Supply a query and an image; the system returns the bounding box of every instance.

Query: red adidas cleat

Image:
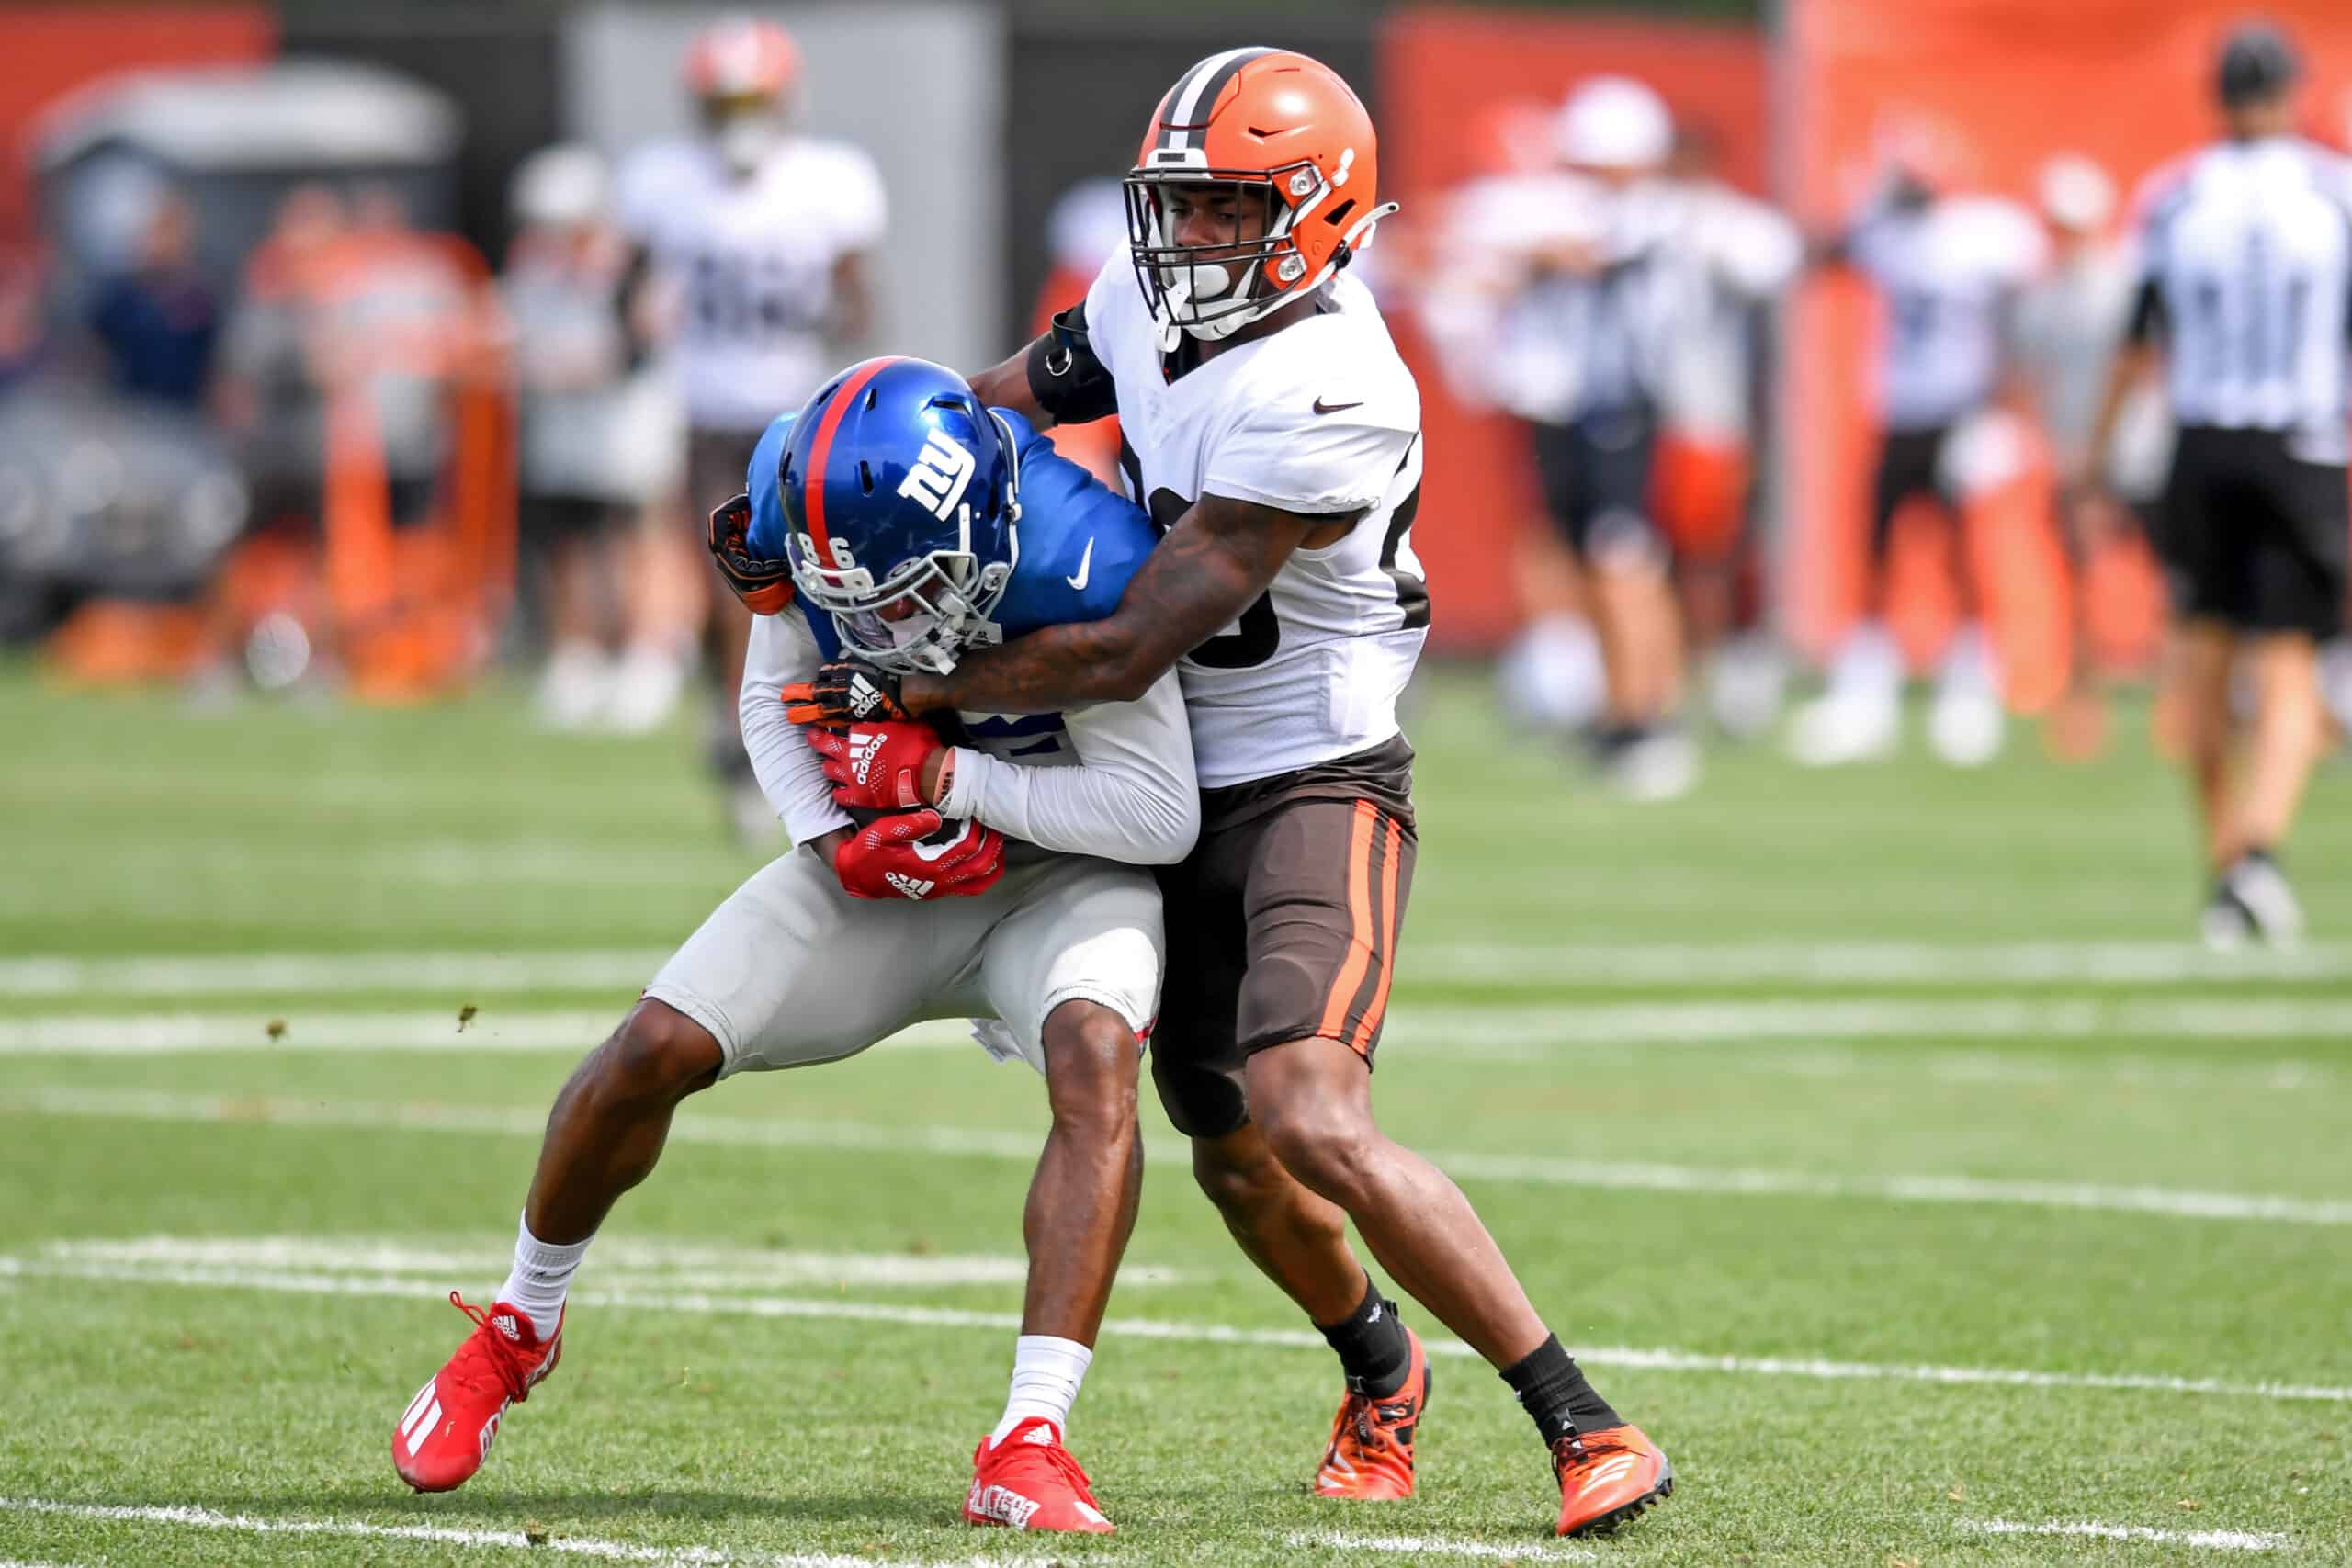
[1553,1423,1674,1537]
[962,1417,1114,1533]
[1312,1326,1429,1499]
[391,1293,562,1493]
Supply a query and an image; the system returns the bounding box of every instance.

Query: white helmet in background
[2037,153,2115,234]
[1556,76,1673,173]
[512,143,609,230]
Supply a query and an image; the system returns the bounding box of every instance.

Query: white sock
[1937,622,1999,699]
[497,1213,591,1341]
[1828,619,1902,705]
[989,1335,1093,1448]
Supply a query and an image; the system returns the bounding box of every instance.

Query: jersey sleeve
[826,145,888,252]
[2124,166,2191,344]
[991,413,1159,626]
[1203,345,1419,514]
[740,608,854,848]
[743,412,797,559]
[613,142,685,245]
[936,670,1199,864]
[1712,196,1803,299]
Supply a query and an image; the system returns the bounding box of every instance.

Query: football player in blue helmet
[394,355,1196,1535]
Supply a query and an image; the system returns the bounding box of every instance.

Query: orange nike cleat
[1312,1326,1430,1499]
[962,1417,1114,1533]
[391,1293,562,1493]
[1553,1423,1674,1537]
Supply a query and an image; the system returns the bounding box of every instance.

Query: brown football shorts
[1151,737,1418,1138]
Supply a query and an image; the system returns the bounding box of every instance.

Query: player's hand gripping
[782,659,915,727]
[831,810,1006,901]
[706,492,794,615]
[806,721,948,811]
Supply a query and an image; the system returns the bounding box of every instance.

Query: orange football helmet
[685,16,799,104]
[1125,48,1398,347]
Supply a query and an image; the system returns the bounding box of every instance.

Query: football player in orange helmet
[685,15,800,175]
[796,48,1675,1540]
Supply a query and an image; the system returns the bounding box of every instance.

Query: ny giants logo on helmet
[898,430,978,523]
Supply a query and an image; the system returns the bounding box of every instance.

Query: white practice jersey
[1849,196,2047,431]
[1082,255,1429,789]
[617,137,886,434]
[2132,137,2352,457]
[739,610,1199,865]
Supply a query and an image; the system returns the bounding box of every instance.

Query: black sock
[1500,1334,1622,1447]
[1316,1277,1411,1398]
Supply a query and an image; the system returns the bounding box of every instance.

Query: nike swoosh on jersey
[1065,537,1095,592]
[1312,398,1365,415]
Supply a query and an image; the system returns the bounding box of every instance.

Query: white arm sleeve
[937,671,1200,864]
[740,610,854,848]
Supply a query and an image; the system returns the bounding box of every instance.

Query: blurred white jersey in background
[1849,197,2045,432]
[616,136,886,434]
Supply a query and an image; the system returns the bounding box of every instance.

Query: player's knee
[1041,1000,1139,1136]
[1190,1129,1282,1215]
[1253,1088,1378,1208]
[600,1000,723,1102]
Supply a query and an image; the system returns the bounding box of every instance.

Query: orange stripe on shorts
[1317,800,1379,1042]
[1349,813,1403,1055]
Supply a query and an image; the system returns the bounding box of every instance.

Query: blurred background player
[501,144,677,731]
[2012,152,2171,761]
[1652,122,1801,742]
[1411,97,1609,739]
[615,16,887,836]
[2086,21,2351,947]
[1493,76,1698,799]
[1792,123,2046,768]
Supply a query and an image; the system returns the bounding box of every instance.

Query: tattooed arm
[900,494,1348,716]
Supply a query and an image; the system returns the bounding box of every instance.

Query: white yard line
[6,940,2351,998]
[1287,1529,1592,1560]
[10,1086,2349,1229]
[40,1235,1183,1288]
[8,1000,2352,1076]
[1964,1518,2292,1551]
[0,1496,1041,1568]
[5,1251,2347,1405]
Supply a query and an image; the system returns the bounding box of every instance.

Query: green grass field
[3,662,2348,1566]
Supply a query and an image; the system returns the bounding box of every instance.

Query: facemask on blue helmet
[776,357,1021,675]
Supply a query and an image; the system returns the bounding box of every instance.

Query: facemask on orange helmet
[1124,48,1398,352]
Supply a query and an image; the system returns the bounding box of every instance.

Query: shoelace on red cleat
[1552,1427,1638,1478]
[1001,1433,1098,1502]
[1328,1390,1413,1470]
[446,1292,535,1404]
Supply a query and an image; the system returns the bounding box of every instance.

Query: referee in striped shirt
[2088,20,2351,947]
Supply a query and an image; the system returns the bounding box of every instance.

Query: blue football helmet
[775,356,1022,674]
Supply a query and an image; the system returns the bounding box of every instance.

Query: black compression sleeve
[1024,302,1119,424]
[2127,276,2165,344]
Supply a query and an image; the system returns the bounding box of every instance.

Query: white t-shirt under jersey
[617,136,887,434]
[1082,256,1430,790]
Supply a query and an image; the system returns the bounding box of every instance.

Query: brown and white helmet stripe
[1145,45,1277,167]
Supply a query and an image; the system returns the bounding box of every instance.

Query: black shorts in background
[2158,426,2348,639]
[1529,407,1662,564]
[1150,738,1418,1140]
[1870,423,1962,558]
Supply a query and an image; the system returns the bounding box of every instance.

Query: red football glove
[806,721,945,811]
[832,810,1005,901]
